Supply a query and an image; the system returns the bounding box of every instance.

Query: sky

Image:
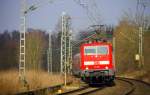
[0,0,149,32]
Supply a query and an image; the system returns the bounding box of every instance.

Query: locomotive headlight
[99,61,109,65]
[105,66,108,69]
[86,67,89,70]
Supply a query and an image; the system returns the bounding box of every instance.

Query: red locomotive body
[80,41,115,83]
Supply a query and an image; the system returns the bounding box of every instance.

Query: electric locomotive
[73,41,115,83]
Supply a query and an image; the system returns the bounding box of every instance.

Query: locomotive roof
[81,41,112,46]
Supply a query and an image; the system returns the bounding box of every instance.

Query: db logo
[95,61,99,65]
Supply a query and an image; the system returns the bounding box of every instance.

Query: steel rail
[116,77,135,95]
[57,85,104,95]
[116,77,150,95]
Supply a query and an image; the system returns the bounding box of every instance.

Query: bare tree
[26,29,47,71]
[115,17,139,74]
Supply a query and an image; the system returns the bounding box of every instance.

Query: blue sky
[0,0,149,32]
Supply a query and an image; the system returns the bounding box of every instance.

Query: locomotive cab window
[97,46,108,55]
[84,46,96,55]
[84,46,108,55]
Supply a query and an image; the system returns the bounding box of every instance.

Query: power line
[73,0,101,25]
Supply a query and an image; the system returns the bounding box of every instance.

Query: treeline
[0,29,64,72]
[115,19,139,73]
[115,16,150,74]
[0,30,19,70]
[0,29,49,71]
[51,31,61,72]
[25,29,48,71]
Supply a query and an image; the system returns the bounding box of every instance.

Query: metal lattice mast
[47,32,52,74]
[136,0,148,68]
[70,42,73,74]
[19,0,27,88]
[60,12,72,73]
[68,32,72,74]
[60,12,67,87]
[66,32,70,73]
[139,27,144,68]
[60,12,67,73]
[60,12,72,86]
[19,0,55,89]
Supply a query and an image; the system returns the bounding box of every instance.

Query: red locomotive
[73,41,115,83]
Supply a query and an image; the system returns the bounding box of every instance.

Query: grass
[0,70,72,94]
[0,70,20,94]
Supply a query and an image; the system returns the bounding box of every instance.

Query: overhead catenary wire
[73,0,95,24]
[73,0,101,25]
[25,0,56,14]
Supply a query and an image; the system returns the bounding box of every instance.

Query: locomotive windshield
[84,46,96,55]
[84,46,108,55]
[97,46,108,55]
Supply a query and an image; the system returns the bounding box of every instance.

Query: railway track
[15,77,150,95]
[116,77,150,95]
[57,85,104,95]
[116,77,136,95]
[58,77,150,95]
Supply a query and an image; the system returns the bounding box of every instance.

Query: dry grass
[26,71,63,90]
[0,70,20,94]
[0,70,71,94]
